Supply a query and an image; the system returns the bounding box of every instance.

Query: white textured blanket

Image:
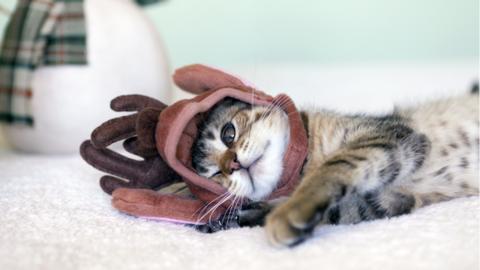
[0,153,478,270]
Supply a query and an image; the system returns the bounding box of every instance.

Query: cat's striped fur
[192,91,479,247]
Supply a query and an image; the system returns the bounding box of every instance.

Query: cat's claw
[265,201,321,247]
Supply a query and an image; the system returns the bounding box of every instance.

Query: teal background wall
[0,0,478,67]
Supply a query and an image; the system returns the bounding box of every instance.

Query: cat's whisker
[225,180,248,226]
[198,192,233,225]
[226,179,249,225]
[193,194,228,224]
[255,95,278,121]
[258,96,289,122]
[249,89,255,122]
[258,100,278,121]
[255,108,286,136]
[203,178,243,224]
[193,192,230,224]
[222,194,239,225]
[191,191,229,219]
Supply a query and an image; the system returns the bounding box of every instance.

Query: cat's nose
[221,151,241,175]
[229,157,241,172]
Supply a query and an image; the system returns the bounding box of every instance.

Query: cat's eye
[221,122,236,147]
[211,171,222,178]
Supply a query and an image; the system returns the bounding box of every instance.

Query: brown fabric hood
[156,65,308,206]
[80,64,308,225]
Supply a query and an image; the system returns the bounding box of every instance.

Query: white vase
[3,0,170,154]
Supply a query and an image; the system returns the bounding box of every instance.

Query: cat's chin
[235,142,287,201]
[235,162,283,201]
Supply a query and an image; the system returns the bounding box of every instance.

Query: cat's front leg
[265,128,430,247]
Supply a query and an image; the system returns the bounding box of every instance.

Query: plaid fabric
[0,0,161,125]
[136,0,163,5]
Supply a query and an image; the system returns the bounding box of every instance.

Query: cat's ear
[173,64,252,95]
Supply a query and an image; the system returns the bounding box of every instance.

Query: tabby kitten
[192,91,479,247]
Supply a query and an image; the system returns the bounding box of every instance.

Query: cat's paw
[265,201,322,247]
[237,201,272,227]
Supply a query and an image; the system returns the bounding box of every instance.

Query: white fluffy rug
[0,152,478,270]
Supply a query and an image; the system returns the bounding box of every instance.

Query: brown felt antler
[80,95,179,194]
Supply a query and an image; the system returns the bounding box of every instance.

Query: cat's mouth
[235,153,263,188]
[244,154,264,189]
[236,142,271,196]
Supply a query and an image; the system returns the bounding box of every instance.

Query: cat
[191,89,479,247]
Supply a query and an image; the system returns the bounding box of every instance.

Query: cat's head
[192,98,290,201]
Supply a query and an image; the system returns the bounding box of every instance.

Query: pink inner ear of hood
[156,87,308,202]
